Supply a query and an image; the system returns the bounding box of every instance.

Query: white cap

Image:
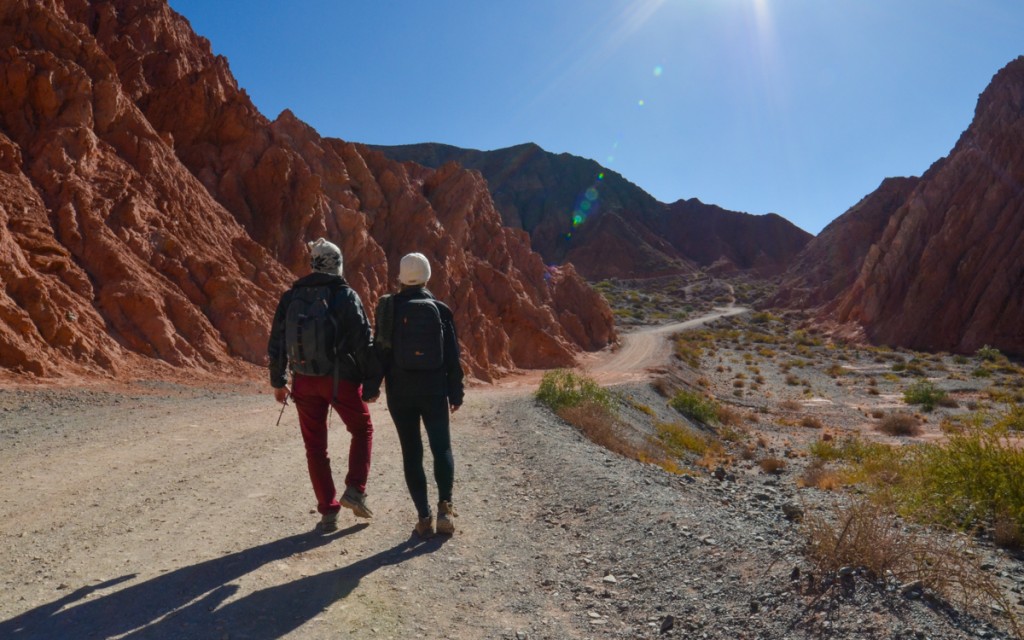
[398,252,431,286]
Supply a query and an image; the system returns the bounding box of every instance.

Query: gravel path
[1,314,1021,639]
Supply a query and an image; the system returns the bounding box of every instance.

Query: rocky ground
[1,293,1023,639]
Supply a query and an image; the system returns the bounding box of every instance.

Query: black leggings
[387,394,454,518]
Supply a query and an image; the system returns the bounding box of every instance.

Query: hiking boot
[415,515,434,539]
[436,500,456,535]
[340,486,373,519]
[319,510,340,533]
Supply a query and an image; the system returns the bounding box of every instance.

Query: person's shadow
[1,525,445,639]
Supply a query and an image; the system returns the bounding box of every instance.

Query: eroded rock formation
[0,0,615,380]
[781,57,1024,356]
[773,177,919,308]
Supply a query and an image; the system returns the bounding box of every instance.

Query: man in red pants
[267,238,380,532]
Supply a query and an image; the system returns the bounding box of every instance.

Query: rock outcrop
[773,177,919,308]
[0,0,615,380]
[372,142,813,280]
[782,57,1024,357]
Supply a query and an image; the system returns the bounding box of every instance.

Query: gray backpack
[285,285,338,376]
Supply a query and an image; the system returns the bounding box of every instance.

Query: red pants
[291,374,374,514]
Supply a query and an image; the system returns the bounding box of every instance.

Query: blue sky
[167,0,1023,235]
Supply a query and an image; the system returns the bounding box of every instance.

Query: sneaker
[340,486,374,519]
[436,500,457,535]
[415,515,434,539]
[319,510,340,533]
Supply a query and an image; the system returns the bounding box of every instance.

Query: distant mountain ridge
[371,142,813,279]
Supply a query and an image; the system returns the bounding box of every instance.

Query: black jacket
[365,287,464,406]
[267,273,380,389]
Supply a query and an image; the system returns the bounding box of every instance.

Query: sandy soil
[1,308,1021,640]
[0,310,731,640]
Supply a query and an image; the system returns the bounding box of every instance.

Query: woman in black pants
[364,252,465,537]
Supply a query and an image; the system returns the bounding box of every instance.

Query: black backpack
[392,298,444,371]
[285,285,338,376]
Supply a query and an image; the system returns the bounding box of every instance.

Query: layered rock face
[773,177,919,308]
[790,57,1024,356]
[0,0,293,379]
[373,142,813,280]
[0,0,615,380]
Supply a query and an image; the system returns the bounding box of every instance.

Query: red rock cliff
[825,57,1024,356]
[773,177,919,308]
[0,0,616,380]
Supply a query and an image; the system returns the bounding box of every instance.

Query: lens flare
[637,99,645,107]
[653,65,663,77]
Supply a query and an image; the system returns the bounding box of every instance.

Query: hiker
[363,252,465,538]
[267,238,380,533]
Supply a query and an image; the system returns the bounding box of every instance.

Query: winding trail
[586,306,748,384]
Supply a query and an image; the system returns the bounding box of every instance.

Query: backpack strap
[375,294,395,353]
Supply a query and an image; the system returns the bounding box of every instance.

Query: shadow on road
[2,524,444,639]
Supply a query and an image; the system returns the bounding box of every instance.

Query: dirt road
[0,311,749,640]
[586,307,748,383]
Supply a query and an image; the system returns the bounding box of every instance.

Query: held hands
[274,386,290,404]
[450,402,461,414]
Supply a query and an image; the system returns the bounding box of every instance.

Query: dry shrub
[740,444,757,461]
[800,416,824,429]
[651,377,676,398]
[799,460,841,490]
[759,457,787,474]
[877,413,921,437]
[557,402,652,461]
[716,404,743,426]
[779,399,802,411]
[870,409,885,419]
[993,512,1023,550]
[804,500,1013,622]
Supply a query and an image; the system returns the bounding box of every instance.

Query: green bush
[903,380,948,412]
[895,421,1024,534]
[976,345,1002,362]
[669,390,720,424]
[996,404,1024,432]
[810,436,894,464]
[654,420,715,457]
[536,369,612,412]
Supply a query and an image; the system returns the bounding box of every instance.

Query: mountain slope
[830,57,1024,356]
[773,177,920,308]
[372,142,812,279]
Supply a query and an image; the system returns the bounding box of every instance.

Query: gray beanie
[398,252,431,286]
[308,238,343,276]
